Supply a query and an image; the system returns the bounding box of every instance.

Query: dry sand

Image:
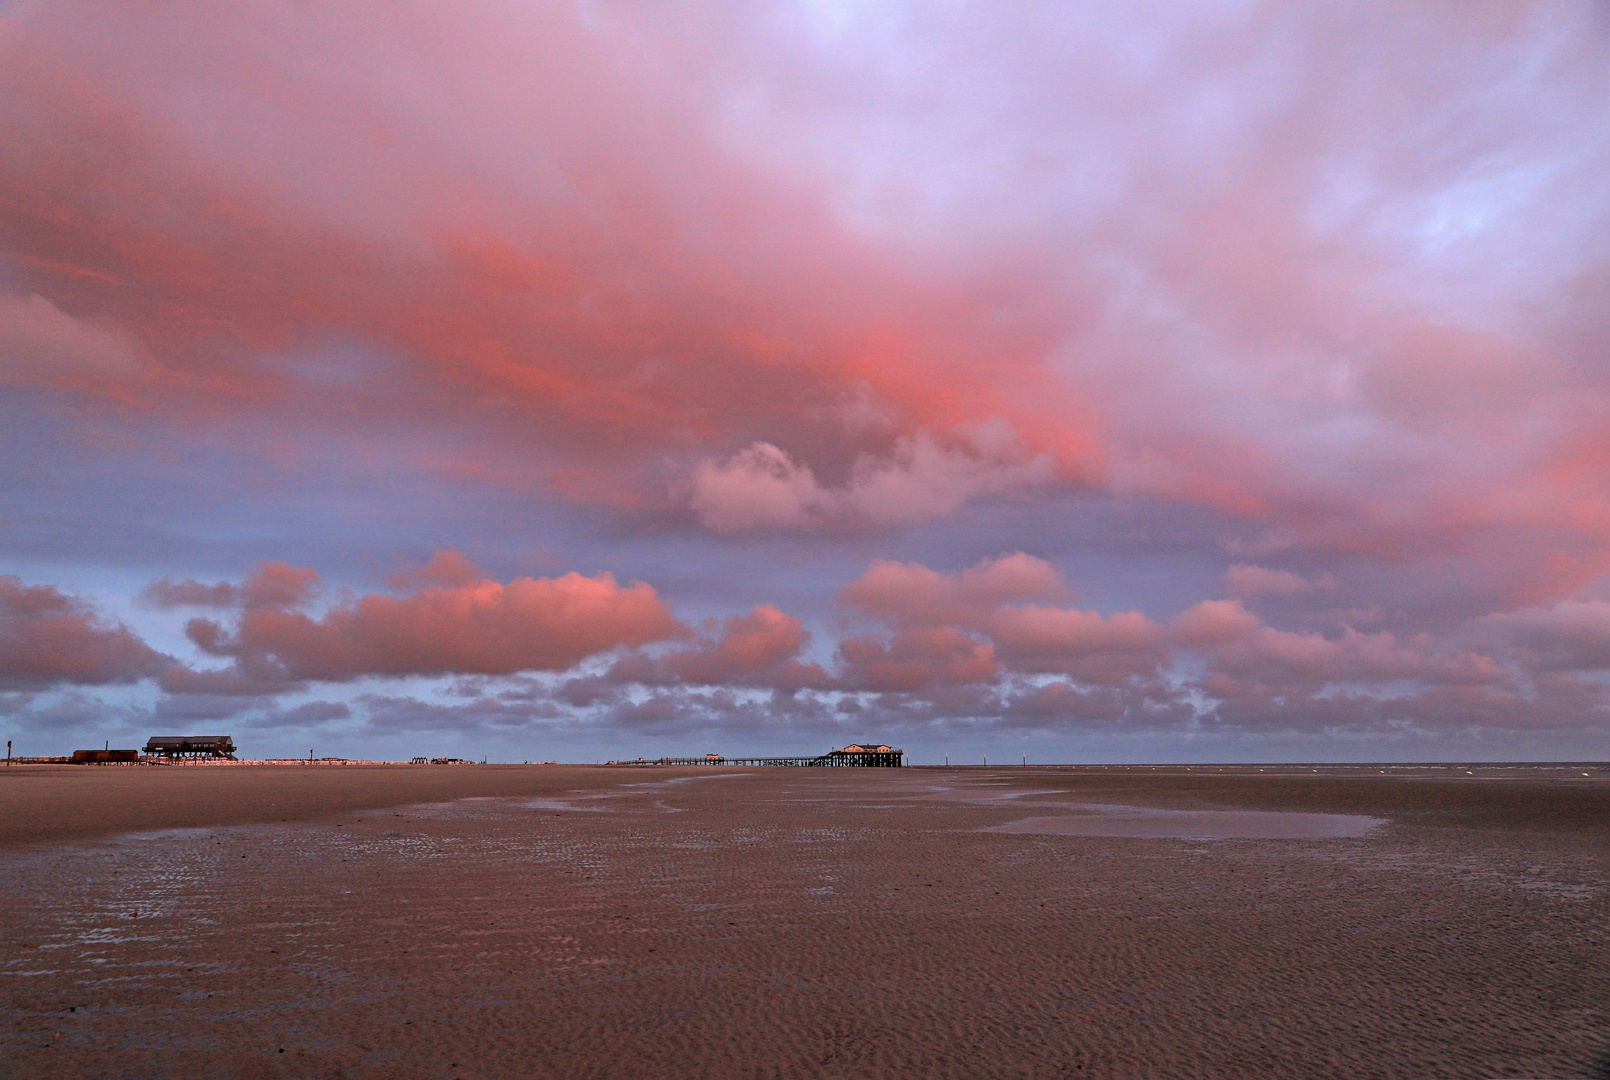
[2,764,1607,1079]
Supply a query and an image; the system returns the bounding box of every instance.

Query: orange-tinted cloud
[187,558,683,682]
[690,604,811,677]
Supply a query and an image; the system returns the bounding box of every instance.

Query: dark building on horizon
[829,743,903,766]
[143,735,237,760]
[70,749,140,764]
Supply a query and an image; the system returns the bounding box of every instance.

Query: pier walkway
[655,746,903,767]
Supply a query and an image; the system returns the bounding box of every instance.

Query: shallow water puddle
[523,799,615,812]
[981,806,1383,839]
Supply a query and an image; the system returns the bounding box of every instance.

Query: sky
[2,0,1608,763]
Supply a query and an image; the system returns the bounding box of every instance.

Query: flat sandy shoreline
[2,761,1605,849]
[0,763,718,849]
[4,766,1607,1079]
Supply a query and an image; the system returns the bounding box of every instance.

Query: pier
[143,735,237,760]
[654,743,903,767]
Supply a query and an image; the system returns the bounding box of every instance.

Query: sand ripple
[2,768,1605,1079]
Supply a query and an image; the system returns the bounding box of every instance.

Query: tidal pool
[981,805,1383,839]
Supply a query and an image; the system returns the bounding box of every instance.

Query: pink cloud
[841,554,1161,685]
[0,0,1098,534]
[0,2,1605,750]
[987,606,1165,682]
[240,563,321,610]
[0,293,143,390]
[689,443,829,533]
[632,603,832,690]
[387,551,482,591]
[1171,599,1264,647]
[836,626,998,692]
[690,430,1055,533]
[842,552,1069,625]
[188,559,683,682]
[600,553,1159,695]
[698,604,810,675]
[0,0,1602,613]
[0,577,168,688]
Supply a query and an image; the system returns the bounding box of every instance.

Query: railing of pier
[653,753,903,767]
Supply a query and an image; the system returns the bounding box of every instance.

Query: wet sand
[0,763,713,849]
[2,765,1607,1079]
[979,807,1383,839]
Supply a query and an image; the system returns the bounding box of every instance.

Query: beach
[0,762,713,850]
[2,764,1606,1078]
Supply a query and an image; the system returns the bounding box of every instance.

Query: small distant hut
[143,735,237,760]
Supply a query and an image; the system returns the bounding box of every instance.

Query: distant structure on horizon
[655,742,904,767]
[143,735,237,760]
[70,749,139,764]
